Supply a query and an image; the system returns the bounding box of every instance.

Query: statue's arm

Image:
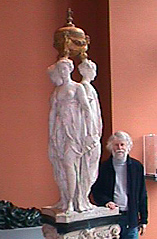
[95,96,103,137]
[76,84,93,136]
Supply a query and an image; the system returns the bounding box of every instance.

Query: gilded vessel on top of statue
[53,8,90,60]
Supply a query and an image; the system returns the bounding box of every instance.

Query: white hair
[56,57,74,73]
[106,131,133,153]
[48,58,74,76]
[47,58,74,85]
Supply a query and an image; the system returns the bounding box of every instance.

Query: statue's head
[48,57,74,86]
[78,59,96,72]
[56,57,74,73]
[78,59,97,80]
[53,9,90,60]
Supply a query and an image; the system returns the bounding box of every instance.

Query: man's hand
[138,224,147,235]
[105,201,118,210]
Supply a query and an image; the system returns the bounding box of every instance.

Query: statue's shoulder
[76,81,85,88]
[76,83,87,96]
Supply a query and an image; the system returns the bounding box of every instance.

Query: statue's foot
[76,199,97,212]
[86,203,97,210]
[66,201,74,213]
[82,199,97,211]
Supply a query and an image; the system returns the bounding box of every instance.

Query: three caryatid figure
[48,57,103,213]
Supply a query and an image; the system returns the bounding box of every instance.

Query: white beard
[112,149,128,162]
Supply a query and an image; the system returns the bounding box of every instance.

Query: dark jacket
[91,155,148,228]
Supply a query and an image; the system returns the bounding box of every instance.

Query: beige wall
[109,0,157,238]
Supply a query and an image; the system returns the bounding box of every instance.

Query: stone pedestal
[41,207,121,239]
[42,224,120,239]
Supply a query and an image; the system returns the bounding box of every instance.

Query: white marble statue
[78,59,103,200]
[48,58,99,212]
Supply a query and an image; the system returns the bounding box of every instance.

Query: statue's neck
[81,77,91,83]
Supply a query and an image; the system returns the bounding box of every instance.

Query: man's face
[112,139,128,159]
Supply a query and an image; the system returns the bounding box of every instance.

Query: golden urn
[53,8,90,60]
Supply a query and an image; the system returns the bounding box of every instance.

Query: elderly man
[91,131,148,239]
